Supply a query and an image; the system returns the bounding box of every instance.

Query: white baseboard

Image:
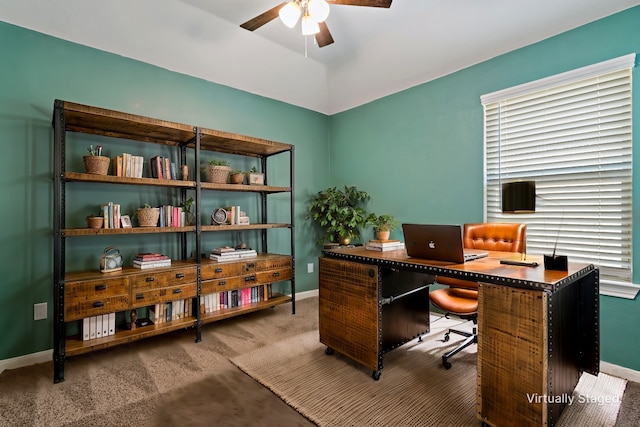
[0,349,52,374]
[1,289,320,375]
[600,361,640,383]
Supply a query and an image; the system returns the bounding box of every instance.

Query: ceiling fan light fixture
[301,14,320,35]
[308,0,330,23]
[279,1,301,28]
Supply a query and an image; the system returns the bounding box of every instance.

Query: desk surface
[323,247,596,292]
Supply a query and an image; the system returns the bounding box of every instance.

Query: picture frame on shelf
[120,215,132,228]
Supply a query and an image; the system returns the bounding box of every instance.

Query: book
[211,246,236,255]
[368,239,401,245]
[132,259,172,269]
[134,253,169,261]
[365,243,405,252]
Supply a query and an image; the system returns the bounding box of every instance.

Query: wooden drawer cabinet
[130,267,197,290]
[255,267,292,283]
[132,282,197,308]
[200,262,243,280]
[201,276,244,294]
[64,278,129,321]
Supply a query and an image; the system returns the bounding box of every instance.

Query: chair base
[441,326,477,369]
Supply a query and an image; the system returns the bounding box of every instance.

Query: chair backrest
[436,223,526,290]
[463,223,526,253]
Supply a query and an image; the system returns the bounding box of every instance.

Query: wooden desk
[319,247,599,427]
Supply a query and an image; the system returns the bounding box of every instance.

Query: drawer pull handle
[176,273,184,279]
[272,272,280,277]
[146,277,154,282]
[95,284,107,291]
[172,288,182,294]
[218,281,226,286]
[92,301,104,308]
[245,275,256,282]
[247,263,255,268]
[215,268,223,273]
[136,293,144,300]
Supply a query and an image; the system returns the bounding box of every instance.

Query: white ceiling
[2,0,639,114]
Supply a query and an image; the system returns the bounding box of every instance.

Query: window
[481,54,636,297]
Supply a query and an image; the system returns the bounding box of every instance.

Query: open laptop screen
[402,223,488,263]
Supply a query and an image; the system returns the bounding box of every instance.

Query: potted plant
[366,213,400,241]
[83,144,110,175]
[246,166,264,185]
[204,159,231,183]
[136,203,160,227]
[305,185,371,245]
[229,170,244,184]
[181,197,194,225]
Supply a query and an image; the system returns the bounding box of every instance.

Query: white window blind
[482,55,634,289]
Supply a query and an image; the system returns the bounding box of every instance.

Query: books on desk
[365,240,405,252]
[132,253,171,269]
[210,247,257,261]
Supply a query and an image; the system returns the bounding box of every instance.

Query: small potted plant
[367,213,400,241]
[204,159,231,183]
[229,170,244,184]
[83,145,110,175]
[246,166,264,185]
[136,203,160,227]
[86,210,104,229]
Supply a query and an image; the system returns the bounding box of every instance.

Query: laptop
[401,223,489,263]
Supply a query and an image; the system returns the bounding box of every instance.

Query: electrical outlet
[34,302,47,321]
[307,263,314,273]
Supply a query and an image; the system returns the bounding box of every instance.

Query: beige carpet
[231,329,627,427]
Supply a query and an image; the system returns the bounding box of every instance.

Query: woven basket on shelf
[83,155,110,175]
[206,165,231,184]
[86,216,104,229]
[137,208,160,227]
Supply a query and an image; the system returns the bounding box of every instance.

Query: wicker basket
[83,155,110,175]
[206,165,231,183]
[86,216,104,229]
[137,207,160,227]
[229,172,244,184]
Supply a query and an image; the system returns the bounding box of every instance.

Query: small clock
[100,246,123,273]
[211,208,228,225]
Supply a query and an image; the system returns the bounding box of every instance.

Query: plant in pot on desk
[305,185,371,246]
[366,213,400,241]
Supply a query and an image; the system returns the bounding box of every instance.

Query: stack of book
[209,247,257,261]
[132,252,172,269]
[365,239,406,252]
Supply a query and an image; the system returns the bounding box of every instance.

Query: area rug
[231,330,626,427]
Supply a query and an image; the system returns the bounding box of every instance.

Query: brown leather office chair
[429,223,526,369]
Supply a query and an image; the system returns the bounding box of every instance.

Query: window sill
[600,280,640,299]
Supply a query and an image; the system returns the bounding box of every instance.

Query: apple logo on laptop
[428,240,436,249]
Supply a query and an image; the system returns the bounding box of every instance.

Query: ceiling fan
[240,0,393,48]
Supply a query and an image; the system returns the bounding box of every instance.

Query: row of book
[200,285,272,313]
[82,313,116,341]
[111,154,181,180]
[209,247,257,261]
[365,239,406,252]
[100,202,123,229]
[224,206,250,225]
[112,153,145,178]
[133,253,171,269]
[151,299,193,324]
[158,205,188,227]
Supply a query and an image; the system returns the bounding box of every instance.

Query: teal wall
[0,21,330,361]
[329,6,640,370]
[2,6,640,372]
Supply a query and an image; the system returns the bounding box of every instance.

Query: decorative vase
[137,208,160,227]
[83,155,110,175]
[206,165,231,183]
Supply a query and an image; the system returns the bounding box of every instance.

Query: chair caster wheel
[443,360,452,370]
[325,347,334,355]
[443,333,450,342]
[372,370,381,380]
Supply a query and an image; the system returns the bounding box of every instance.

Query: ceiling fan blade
[327,0,392,8]
[240,2,287,31]
[315,21,335,48]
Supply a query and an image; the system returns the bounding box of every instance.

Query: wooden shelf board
[64,172,196,188]
[199,128,292,157]
[201,224,290,232]
[65,317,196,357]
[200,182,291,193]
[200,294,292,324]
[63,226,196,236]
